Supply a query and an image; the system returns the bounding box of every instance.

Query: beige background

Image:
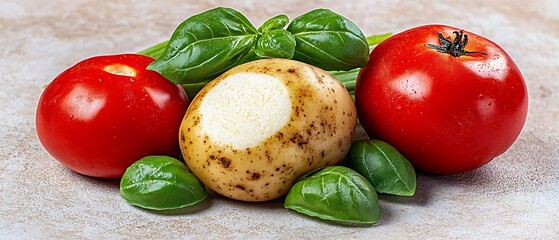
[1,0,558,239]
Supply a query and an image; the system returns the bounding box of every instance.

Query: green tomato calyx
[425,30,487,57]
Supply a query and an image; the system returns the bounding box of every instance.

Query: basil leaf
[347,140,416,196]
[255,29,296,59]
[287,9,369,71]
[147,7,259,84]
[120,155,207,210]
[284,166,381,225]
[258,14,289,33]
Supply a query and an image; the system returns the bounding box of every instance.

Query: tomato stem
[425,30,487,57]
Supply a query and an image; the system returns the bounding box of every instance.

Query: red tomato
[36,54,188,178]
[356,25,528,174]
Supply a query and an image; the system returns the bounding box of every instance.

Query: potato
[179,58,357,202]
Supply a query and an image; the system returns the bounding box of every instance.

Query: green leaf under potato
[147,7,259,84]
[284,166,381,225]
[287,9,369,71]
[120,155,207,210]
[347,139,416,196]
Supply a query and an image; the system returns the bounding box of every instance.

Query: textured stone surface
[1,0,558,239]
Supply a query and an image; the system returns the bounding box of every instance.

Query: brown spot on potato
[276,132,284,141]
[289,132,308,147]
[219,157,231,168]
[180,131,186,142]
[250,172,261,180]
[297,88,312,98]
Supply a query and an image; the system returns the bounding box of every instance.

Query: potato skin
[179,58,357,202]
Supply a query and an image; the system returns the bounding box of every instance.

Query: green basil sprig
[347,140,417,196]
[146,7,368,84]
[120,155,207,210]
[140,33,391,100]
[284,166,381,225]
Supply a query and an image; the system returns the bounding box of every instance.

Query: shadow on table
[379,165,498,206]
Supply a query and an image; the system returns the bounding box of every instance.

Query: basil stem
[138,40,168,59]
[366,32,393,46]
[330,68,360,98]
